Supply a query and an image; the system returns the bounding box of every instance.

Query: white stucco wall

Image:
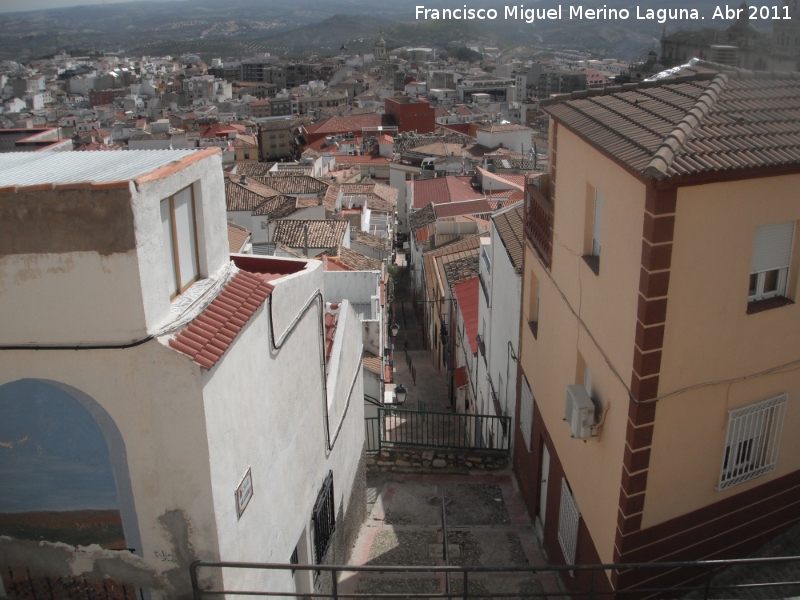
[477,216,522,451]
[0,249,148,344]
[201,260,365,593]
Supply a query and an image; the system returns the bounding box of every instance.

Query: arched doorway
[0,379,143,599]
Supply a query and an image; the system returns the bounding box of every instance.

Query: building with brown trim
[514,66,800,595]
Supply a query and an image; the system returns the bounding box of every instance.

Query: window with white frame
[557,478,580,569]
[591,190,603,257]
[520,375,534,452]
[749,221,795,302]
[718,394,787,490]
[160,185,199,299]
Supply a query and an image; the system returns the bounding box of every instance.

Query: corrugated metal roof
[0,149,199,186]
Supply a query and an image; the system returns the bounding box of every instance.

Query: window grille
[312,471,336,564]
[558,478,580,571]
[718,394,787,490]
[520,376,534,451]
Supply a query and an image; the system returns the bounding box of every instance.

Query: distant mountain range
[0,0,747,62]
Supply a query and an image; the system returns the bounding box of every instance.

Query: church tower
[374,34,387,61]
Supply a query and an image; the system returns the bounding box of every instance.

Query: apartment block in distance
[514,66,800,595]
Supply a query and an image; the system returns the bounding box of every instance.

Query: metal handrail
[190,556,800,600]
[378,407,511,452]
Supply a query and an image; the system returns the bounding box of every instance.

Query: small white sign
[236,468,253,519]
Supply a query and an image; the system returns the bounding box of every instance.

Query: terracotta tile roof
[251,194,298,218]
[336,246,383,271]
[338,182,398,209]
[443,254,480,288]
[232,134,258,148]
[416,228,430,243]
[434,199,494,219]
[169,270,279,369]
[254,174,330,195]
[272,219,349,249]
[363,351,383,375]
[423,233,486,302]
[455,105,473,116]
[260,119,295,131]
[378,134,394,144]
[351,230,391,252]
[227,221,250,253]
[491,201,524,271]
[453,276,480,354]
[453,365,469,389]
[234,162,276,176]
[412,176,483,209]
[543,70,800,180]
[409,203,436,232]
[292,194,322,209]
[304,113,385,136]
[225,178,280,212]
[323,183,341,211]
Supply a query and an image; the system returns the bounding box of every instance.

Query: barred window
[718,394,787,490]
[557,478,580,570]
[312,471,335,564]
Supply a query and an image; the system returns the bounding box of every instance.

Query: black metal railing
[190,556,800,600]
[364,417,381,452]
[311,471,335,565]
[378,407,510,451]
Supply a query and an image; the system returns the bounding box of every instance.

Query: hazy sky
[0,0,174,12]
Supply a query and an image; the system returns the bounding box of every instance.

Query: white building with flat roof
[0,149,365,600]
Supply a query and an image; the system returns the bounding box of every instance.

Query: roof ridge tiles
[644,73,729,180]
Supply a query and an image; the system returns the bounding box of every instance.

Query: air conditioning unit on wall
[565,385,595,440]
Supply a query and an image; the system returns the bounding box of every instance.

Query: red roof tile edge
[135,147,222,186]
[169,269,275,370]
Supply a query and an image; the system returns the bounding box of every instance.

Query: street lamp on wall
[391,323,400,338]
[394,384,408,405]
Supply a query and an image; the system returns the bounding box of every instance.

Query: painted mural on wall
[0,379,125,549]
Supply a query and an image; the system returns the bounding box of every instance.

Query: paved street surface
[391,293,452,414]
[343,473,562,599]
